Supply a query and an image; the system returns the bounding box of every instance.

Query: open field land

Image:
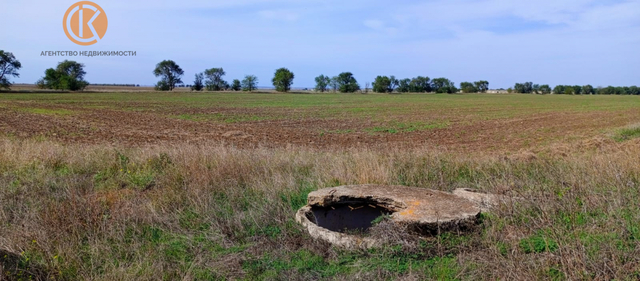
[2,92,640,280]
[1,92,640,153]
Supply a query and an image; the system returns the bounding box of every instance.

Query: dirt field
[1,91,639,154]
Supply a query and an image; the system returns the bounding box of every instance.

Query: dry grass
[2,138,640,280]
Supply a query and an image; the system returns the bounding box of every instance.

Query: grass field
[2,91,640,280]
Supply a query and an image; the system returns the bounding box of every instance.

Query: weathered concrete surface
[297,185,487,248]
[307,185,482,230]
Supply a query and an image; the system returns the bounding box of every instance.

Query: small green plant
[546,267,565,280]
[614,125,640,142]
[124,168,155,189]
[496,241,510,256]
[116,151,130,169]
[371,214,392,225]
[520,231,559,254]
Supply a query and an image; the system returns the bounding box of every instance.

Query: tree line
[157,61,361,93]
[1,50,638,94]
[361,76,490,94]
[508,82,640,95]
[154,60,262,92]
[366,76,469,94]
[92,83,140,87]
[314,73,360,93]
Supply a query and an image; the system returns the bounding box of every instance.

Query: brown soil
[0,101,638,153]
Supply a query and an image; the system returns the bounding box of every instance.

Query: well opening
[310,201,395,233]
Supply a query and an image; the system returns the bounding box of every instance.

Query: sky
[2,0,639,89]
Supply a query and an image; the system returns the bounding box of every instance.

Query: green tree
[191,73,204,91]
[514,83,523,93]
[564,87,575,95]
[432,78,457,93]
[242,75,258,92]
[539,85,552,94]
[598,86,615,95]
[553,85,565,95]
[153,60,184,91]
[337,72,360,93]
[0,50,22,90]
[203,68,226,91]
[372,76,391,93]
[410,76,431,92]
[514,82,533,93]
[582,84,595,95]
[372,75,400,93]
[614,87,625,95]
[231,79,241,91]
[37,60,89,91]
[474,80,489,93]
[460,82,478,93]
[397,78,411,93]
[314,75,331,92]
[572,85,582,95]
[389,76,399,92]
[272,68,294,92]
[621,86,631,95]
[532,84,540,94]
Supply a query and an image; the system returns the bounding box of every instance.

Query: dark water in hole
[311,204,393,233]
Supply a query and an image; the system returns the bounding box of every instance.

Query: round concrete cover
[307,184,482,227]
[296,185,485,248]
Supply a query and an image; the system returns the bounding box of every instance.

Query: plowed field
[1,92,639,153]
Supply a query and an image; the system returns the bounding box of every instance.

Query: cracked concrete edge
[307,185,482,225]
[295,206,381,249]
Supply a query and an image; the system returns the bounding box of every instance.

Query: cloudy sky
[2,0,639,88]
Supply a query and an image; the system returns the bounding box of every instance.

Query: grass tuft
[614,125,640,142]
